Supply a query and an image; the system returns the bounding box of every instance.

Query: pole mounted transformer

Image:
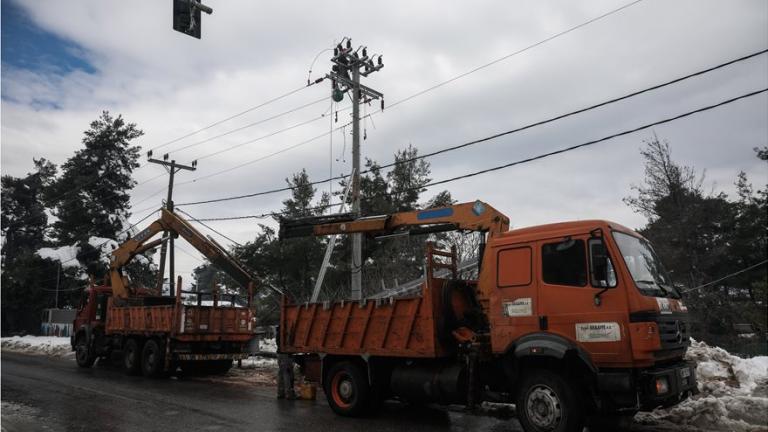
[327,38,384,300]
[172,0,213,39]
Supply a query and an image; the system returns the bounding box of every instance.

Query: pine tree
[46,111,143,277]
[1,159,60,334]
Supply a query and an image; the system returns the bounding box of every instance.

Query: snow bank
[1,336,72,357]
[636,339,768,431]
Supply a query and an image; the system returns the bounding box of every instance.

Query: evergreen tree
[625,136,766,352]
[1,159,60,334]
[46,111,143,277]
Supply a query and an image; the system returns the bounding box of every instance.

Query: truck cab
[483,220,696,414]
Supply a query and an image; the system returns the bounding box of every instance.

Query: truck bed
[106,300,253,342]
[280,277,453,358]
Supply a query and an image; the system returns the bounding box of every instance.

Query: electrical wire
[682,259,768,294]
[178,87,768,221]
[7,1,645,231]
[146,83,323,153]
[387,0,645,111]
[166,96,328,155]
[175,208,243,246]
[174,49,768,207]
[177,119,354,185]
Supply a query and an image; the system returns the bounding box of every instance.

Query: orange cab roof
[497,219,642,243]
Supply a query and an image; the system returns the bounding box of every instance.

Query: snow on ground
[1,336,72,357]
[636,339,768,431]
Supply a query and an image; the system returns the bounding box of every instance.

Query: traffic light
[173,0,213,39]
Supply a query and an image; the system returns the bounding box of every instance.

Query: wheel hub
[338,379,353,400]
[526,385,562,430]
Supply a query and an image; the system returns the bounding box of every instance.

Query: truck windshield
[612,231,680,299]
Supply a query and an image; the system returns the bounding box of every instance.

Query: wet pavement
[1,352,522,432]
[1,352,706,432]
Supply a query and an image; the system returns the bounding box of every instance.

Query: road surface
[2,352,522,432]
[2,352,702,432]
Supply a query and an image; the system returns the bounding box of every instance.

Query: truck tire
[141,339,166,378]
[123,338,142,375]
[515,369,584,432]
[75,333,96,368]
[324,361,371,417]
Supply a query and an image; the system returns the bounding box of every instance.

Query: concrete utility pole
[147,152,197,297]
[328,37,384,300]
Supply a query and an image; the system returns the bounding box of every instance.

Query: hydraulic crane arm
[280,200,510,240]
[109,208,262,299]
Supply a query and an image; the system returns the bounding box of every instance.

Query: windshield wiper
[635,279,673,296]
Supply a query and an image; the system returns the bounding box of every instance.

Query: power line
[175,208,243,246]
[162,2,646,192]
[178,87,768,221]
[683,259,768,294]
[177,118,353,185]
[192,110,335,162]
[175,49,768,207]
[165,96,328,155]
[386,0,644,110]
[147,82,323,153]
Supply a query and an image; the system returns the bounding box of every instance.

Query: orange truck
[72,209,276,377]
[279,200,696,432]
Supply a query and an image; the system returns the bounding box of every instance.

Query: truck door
[536,235,631,365]
[490,243,540,348]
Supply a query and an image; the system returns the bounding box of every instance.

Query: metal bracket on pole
[310,169,356,303]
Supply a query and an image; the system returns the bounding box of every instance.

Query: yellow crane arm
[280,200,510,240]
[109,208,260,299]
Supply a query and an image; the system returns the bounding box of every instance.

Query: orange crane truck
[72,208,275,377]
[278,200,696,432]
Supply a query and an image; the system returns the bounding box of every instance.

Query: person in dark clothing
[275,325,296,399]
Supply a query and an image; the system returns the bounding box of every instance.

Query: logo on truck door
[503,298,532,317]
[575,322,621,342]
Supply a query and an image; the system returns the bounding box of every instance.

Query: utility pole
[328,37,384,300]
[55,262,60,309]
[147,151,197,297]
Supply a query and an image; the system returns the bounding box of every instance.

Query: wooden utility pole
[328,37,384,300]
[147,153,197,296]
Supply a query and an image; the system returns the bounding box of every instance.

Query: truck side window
[497,247,532,287]
[588,238,617,288]
[542,239,587,287]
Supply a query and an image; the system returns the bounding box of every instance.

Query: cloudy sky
[2,0,767,284]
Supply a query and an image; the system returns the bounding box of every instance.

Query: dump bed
[106,299,253,343]
[279,257,475,360]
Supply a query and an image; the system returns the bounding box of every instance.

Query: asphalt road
[1,352,522,432]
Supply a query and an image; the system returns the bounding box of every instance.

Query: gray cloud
[2,0,767,281]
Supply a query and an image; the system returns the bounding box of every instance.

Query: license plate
[679,367,691,378]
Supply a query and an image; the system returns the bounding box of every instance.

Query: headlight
[655,377,670,394]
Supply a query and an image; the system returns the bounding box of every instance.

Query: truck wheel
[324,361,371,417]
[141,339,166,378]
[123,338,142,375]
[516,369,584,432]
[75,334,96,368]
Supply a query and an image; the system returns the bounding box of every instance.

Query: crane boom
[280,200,510,240]
[109,208,263,299]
